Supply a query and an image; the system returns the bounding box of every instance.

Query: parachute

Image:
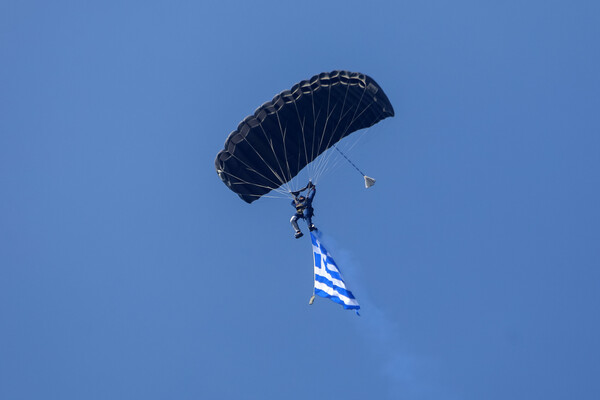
[215,70,394,203]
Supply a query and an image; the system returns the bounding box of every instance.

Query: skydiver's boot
[309,224,317,231]
[295,231,304,239]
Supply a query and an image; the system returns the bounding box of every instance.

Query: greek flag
[310,231,360,313]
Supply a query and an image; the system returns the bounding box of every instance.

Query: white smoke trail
[316,231,440,399]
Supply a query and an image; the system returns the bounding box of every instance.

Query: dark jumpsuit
[290,186,315,234]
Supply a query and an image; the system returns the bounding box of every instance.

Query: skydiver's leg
[291,215,303,238]
[304,209,316,231]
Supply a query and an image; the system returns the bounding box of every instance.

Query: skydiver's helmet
[298,196,306,202]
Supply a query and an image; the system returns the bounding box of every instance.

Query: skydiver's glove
[308,181,314,189]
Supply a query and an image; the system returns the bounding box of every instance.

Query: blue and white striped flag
[310,231,360,314]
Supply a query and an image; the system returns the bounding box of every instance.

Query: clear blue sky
[1,1,599,399]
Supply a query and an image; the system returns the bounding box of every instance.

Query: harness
[293,186,315,216]
[295,201,306,215]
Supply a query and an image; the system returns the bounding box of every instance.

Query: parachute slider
[364,176,376,188]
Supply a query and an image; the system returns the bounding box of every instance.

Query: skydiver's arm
[290,181,314,200]
[301,181,314,192]
[290,182,311,197]
[307,185,316,201]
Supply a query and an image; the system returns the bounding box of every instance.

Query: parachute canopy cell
[215,70,394,203]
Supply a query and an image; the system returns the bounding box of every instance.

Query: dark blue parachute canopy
[215,71,394,203]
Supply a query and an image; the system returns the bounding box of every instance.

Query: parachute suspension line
[309,90,321,180]
[226,150,293,196]
[240,137,287,186]
[314,82,333,164]
[295,106,309,181]
[243,192,292,200]
[312,87,385,188]
[293,111,305,192]
[282,88,315,193]
[323,106,387,179]
[274,110,294,193]
[290,85,319,189]
[311,103,339,183]
[290,93,311,191]
[292,98,320,193]
[254,123,294,193]
[314,83,346,181]
[319,126,369,183]
[218,168,291,198]
[311,89,318,178]
[311,83,369,185]
[314,85,367,182]
[311,82,347,184]
[329,108,388,188]
[312,103,359,184]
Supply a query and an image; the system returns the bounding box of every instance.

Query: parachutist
[290,181,317,238]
